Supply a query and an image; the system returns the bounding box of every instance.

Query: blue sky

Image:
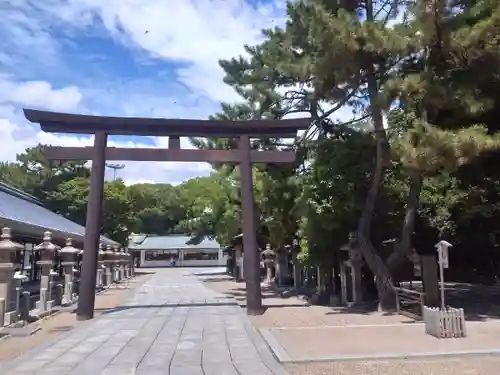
[0,0,287,184]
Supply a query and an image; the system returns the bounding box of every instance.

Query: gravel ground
[202,276,408,328]
[0,272,153,361]
[286,357,500,375]
[272,323,500,360]
[203,275,500,375]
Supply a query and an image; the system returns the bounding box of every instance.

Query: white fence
[423,306,467,338]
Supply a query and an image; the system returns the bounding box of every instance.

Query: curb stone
[237,307,290,375]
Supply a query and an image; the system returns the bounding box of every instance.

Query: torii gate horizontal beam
[23,109,309,138]
[43,146,296,163]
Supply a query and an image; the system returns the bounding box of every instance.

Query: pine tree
[386,0,500,277]
[270,0,414,309]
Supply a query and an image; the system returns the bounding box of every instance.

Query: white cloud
[0,78,212,185]
[0,76,83,111]
[0,0,290,185]
[11,0,287,103]
[0,0,356,187]
[0,3,62,72]
[95,0,283,102]
[0,76,88,163]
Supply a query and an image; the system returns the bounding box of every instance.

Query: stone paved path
[0,268,288,375]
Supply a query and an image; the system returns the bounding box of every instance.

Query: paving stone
[202,350,233,364]
[0,268,288,375]
[11,360,49,372]
[171,349,202,367]
[34,363,75,374]
[135,366,170,375]
[138,315,188,368]
[66,341,103,354]
[108,319,167,366]
[230,346,260,361]
[67,359,112,375]
[52,352,89,365]
[100,365,137,375]
[170,365,204,375]
[203,362,239,375]
[67,332,138,374]
[136,351,174,368]
[233,361,275,375]
[34,369,71,375]
[33,349,68,361]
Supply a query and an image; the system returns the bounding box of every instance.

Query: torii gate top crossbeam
[23,109,310,138]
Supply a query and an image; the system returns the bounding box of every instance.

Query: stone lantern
[119,247,127,263]
[290,238,302,288]
[112,245,121,282]
[345,231,363,265]
[122,249,130,279]
[343,231,363,305]
[97,243,106,287]
[34,231,59,312]
[75,248,83,275]
[59,238,79,263]
[261,244,276,283]
[36,232,58,264]
[411,248,421,277]
[116,247,123,280]
[115,246,125,282]
[59,238,79,305]
[98,243,105,263]
[104,245,115,284]
[0,227,23,324]
[348,247,363,263]
[127,250,135,278]
[261,243,276,263]
[120,248,127,279]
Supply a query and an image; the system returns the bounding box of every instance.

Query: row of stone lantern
[97,243,134,288]
[260,241,302,287]
[0,227,134,328]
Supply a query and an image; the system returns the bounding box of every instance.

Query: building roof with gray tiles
[128,234,220,251]
[0,182,118,245]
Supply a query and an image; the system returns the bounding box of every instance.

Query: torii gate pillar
[239,135,261,313]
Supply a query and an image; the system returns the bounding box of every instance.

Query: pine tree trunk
[387,170,423,271]
[356,12,396,309]
[357,137,396,310]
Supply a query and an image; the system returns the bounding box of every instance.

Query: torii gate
[24,109,309,320]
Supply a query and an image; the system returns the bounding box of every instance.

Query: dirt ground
[0,271,152,361]
[285,357,500,375]
[203,275,409,328]
[273,323,500,360]
[202,274,500,375]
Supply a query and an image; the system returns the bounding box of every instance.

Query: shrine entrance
[23,109,308,320]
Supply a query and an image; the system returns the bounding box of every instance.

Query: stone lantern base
[0,263,18,326]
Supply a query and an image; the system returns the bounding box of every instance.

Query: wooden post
[239,135,262,314]
[169,136,181,149]
[77,132,107,320]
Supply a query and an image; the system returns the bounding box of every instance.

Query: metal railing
[394,286,425,320]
